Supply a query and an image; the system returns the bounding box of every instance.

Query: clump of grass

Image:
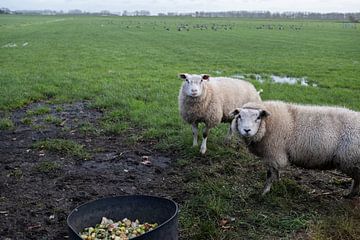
[26,106,51,116]
[7,168,23,179]
[0,117,14,130]
[55,106,63,112]
[100,110,130,135]
[78,121,98,135]
[34,160,61,173]
[20,117,32,125]
[32,124,47,131]
[33,139,91,160]
[310,210,360,240]
[176,158,191,167]
[101,120,129,135]
[180,177,235,239]
[44,115,62,126]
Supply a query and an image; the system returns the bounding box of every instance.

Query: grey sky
[2,0,359,14]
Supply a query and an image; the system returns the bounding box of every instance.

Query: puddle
[2,42,29,48]
[271,75,298,84]
[270,75,317,87]
[211,70,223,75]
[232,73,317,87]
[2,43,17,48]
[232,74,264,83]
[231,74,245,79]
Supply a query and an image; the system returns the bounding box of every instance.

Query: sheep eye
[185,79,189,83]
[256,116,261,120]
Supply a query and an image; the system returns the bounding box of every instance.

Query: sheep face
[231,108,270,138]
[179,73,209,98]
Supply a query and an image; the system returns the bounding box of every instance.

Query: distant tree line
[165,11,360,21]
[0,7,11,14]
[0,7,359,21]
[0,7,150,16]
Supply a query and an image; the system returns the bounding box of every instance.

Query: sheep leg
[346,171,360,198]
[200,126,210,155]
[262,166,279,196]
[191,123,199,147]
[224,124,233,145]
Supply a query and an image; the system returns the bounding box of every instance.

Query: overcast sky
[2,0,360,14]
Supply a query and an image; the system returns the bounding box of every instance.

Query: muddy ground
[0,101,184,240]
[1,101,359,240]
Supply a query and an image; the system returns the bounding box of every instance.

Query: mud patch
[0,101,183,239]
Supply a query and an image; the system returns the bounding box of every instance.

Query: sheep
[178,73,261,154]
[230,100,360,197]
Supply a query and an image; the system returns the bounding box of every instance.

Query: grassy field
[1,15,360,239]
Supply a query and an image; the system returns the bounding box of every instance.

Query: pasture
[0,15,360,239]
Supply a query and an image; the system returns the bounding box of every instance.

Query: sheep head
[230,107,270,139]
[179,73,210,98]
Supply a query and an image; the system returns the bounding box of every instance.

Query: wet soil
[0,101,358,240]
[0,101,184,240]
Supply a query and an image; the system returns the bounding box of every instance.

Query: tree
[349,15,359,23]
[0,7,11,14]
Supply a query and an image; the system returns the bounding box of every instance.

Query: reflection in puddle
[232,73,317,87]
[271,75,298,85]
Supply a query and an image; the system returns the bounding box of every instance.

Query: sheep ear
[202,74,210,81]
[229,108,241,118]
[179,73,188,80]
[260,110,270,118]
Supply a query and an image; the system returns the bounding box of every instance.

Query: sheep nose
[244,129,251,133]
[191,89,197,93]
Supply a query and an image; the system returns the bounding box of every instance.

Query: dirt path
[0,101,183,239]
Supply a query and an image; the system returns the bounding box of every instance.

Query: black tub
[67,195,179,240]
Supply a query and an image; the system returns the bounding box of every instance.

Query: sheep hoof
[262,186,271,196]
[200,148,207,155]
[261,191,269,196]
[344,192,359,199]
[224,138,231,146]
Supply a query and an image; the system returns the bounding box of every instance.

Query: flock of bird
[99,20,304,32]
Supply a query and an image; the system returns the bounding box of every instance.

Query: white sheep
[230,100,360,197]
[178,73,261,154]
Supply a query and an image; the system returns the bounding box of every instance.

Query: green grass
[7,168,23,179]
[20,117,32,125]
[33,138,91,160]
[34,160,61,173]
[1,15,360,239]
[310,208,360,240]
[44,115,62,125]
[26,106,51,116]
[78,121,99,135]
[0,117,14,130]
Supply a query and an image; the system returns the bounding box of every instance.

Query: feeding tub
[67,195,179,240]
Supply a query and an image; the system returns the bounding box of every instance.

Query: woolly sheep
[178,73,261,154]
[230,100,360,197]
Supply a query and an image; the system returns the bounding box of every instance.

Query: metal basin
[67,195,179,240]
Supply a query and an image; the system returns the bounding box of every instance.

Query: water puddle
[211,70,223,75]
[2,42,29,48]
[232,73,318,87]
[2,43,17,48]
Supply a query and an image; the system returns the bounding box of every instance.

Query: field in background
[1,15,360,239]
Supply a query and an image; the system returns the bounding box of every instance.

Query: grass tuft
[26,106,51,116]
[0,118,14,130]
[34,160,61,173]
[44,115,62,126]
[33,139,91,160]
